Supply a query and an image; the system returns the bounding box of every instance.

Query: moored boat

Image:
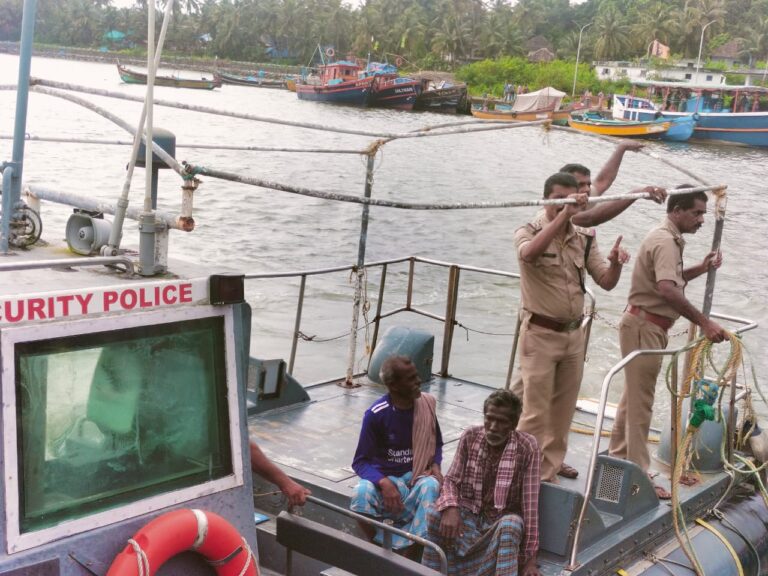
[295,61,374,106]
[616,83,768,147]
[116,62,221,90]
[363,63,422,110]
[470,86,565,122]
[414,79,468,114]
[568,112,673,138]
[213,70,287,89]
[5,3,768,573]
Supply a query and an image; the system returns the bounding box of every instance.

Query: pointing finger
[613,235,623,249]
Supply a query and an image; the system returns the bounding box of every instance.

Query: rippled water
[2,55,767,423]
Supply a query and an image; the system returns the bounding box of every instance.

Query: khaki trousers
[608,312,669,471]
[517,318,584,482]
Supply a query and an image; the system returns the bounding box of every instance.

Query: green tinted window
[16,316,232,533]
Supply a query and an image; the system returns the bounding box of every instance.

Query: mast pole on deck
[343,147,378,387]
[1,0,37,254]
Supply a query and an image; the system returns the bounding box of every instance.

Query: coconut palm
[592,5,630,60]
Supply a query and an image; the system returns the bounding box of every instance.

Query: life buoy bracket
[106,509,258,576]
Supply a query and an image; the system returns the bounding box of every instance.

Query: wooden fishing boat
[471,86,565,122]
[568,112,673,138]
[213,70,287,89]
[362,63,422,110]
[615,83,768,147]
[295,61,374,106]
[414,80,468,114]
[471,107,553,121]
[116,62,221,90]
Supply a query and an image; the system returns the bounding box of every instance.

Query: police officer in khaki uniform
[515,172,629,482]
[608,188,727,499]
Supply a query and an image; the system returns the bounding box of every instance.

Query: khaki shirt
[515,212,608,320]
[628,217,686,319]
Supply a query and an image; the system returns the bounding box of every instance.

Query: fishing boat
[116,62,222,90]
[615,83,768,147]
[470,86,565,122]
[414,79,468,114]
[4,2,768,575]
[213,70,287,89]
[363,62,422,111]
[295,61,374,106]
[568,114,672,138]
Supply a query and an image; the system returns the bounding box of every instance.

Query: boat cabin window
[13,316,232,534]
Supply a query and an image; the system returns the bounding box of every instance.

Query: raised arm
[572,186,667,227]
[519,195,586,263]
[592,141,644,196]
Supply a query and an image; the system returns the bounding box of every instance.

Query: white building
[593,60,725,87]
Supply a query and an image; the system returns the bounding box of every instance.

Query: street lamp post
[695,20,717,84]
[572,22,593,98]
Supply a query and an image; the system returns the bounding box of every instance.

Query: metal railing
[283,495,448,575]
[566,311,758,570]
[244,255,596,383]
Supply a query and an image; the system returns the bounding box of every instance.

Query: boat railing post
[406,258,415,310]
[367,263,388,373]
[439,265,460,377]
[288,274,307,375]
[504,310,522,390]
[702,189,727,318]
[344,149,377,387]
[670,355,679,469]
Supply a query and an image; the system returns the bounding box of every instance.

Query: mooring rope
[182,162,725,211]
[28,85,182,176]
[14,80,551,141]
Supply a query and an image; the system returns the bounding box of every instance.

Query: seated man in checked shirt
[422,389,541,576]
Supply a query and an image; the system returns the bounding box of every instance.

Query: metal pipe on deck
[0,256,134,274]
[344,152,377,387]
[1,165,14,253]
[288,275,306,375]
[24,186,193,232]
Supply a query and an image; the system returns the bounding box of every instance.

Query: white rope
[127,538,150,576]
[236,537,255,576]
[190,509,209,550]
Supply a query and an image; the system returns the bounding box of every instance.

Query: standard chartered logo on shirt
[387,448,413,463]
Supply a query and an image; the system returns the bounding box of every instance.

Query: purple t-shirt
[352,394,443,484]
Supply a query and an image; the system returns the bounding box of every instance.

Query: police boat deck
[242,256,763,576]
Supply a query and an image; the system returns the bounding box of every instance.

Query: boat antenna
[1,0,37,254]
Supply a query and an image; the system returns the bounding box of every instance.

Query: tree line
[0,0,766,71]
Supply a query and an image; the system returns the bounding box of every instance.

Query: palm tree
[631,2,680,55]
[592,6,630,60]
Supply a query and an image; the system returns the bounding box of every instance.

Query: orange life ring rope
[106,509,258,576]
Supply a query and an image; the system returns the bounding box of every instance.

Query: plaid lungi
[422,507,524,576]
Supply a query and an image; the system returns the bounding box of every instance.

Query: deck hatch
[596,463,624,503]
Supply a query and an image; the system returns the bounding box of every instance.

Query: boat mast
[1,0,36,254]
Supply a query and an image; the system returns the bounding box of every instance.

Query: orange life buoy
[325,47,335,58]
[106,509,258,576]
[395,56,404,67]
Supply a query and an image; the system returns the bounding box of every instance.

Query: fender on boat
[624,492,767,575]
[106,508,258,576]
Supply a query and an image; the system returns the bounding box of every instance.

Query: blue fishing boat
[614,84,768,147]
[295,61,374,106]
